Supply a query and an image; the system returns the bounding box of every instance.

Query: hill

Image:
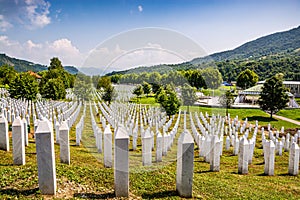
[191,25,300,64]
[105,26,300,81]
[0,54,79,74]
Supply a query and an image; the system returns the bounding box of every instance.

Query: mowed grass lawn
[277,109,300,122]
[0,103,300,199]
[184,106,300,130]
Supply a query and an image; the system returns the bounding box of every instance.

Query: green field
[1,104,300,199]
[183,106,299,130]
[277,109,300,122]
[130,95,160,105]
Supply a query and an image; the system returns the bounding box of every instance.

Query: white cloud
[0,35,85,66]
[24,0,51,28]
[0,15,13,32]
[83,43,185,73]
[0,0,51,31]
[138,5,143,12]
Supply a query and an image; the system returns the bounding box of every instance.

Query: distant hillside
[191,25,300,64]
[104,25,300,81]
[0,54,79,74]
[78,67,102,76]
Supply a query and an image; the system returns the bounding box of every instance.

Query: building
[236,83,299,108]
[257,81,300,97]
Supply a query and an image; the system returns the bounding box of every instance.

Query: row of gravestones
[189,110,300,176]
[89,105,194,197]
[94,99,298,177]
[88,100,183,166]
[0,95,299,196]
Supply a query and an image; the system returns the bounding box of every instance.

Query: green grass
[130,95,160,105]
[183,106,300,130]
[1,104,300,199]
[277,109,300,122]
[295,98,300,105]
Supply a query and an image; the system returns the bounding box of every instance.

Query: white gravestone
[142,129,152,166]
[288,142,299,175]
[59,121,70,165]
[238,137,249,174]
[156,131,163,162]
[210,135,221,172]
[104,124,112,168]
[176,130,194,198]
[264,140,275,176]
[114,125,129,197]
[35,119,56,195]
[12,117,25,165]
[0,115,9,151]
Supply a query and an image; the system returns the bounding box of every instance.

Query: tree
[142,81,152,97]
[73,79,92,100]
[258,75,289,118]
[156,85,181,118]
[236,69,259,89]
[9,72,39,100]
[201,68,223,89]
[184,70,207,89]
[133,85,144,101]
[0,65,17,86]
[97,76,111,90]
[39,57,75,99]
[102,84,117,105]
[219,90,235,116]
[49,57,63,70]
[41,78,66,100]
[181,83,197,111]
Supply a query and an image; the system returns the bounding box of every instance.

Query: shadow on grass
[244,116,278,122]
[256,162,264,165]
[0,163,13,166]
[278,173,293,176]
[141,190,178,199]
[194,170,212,174]
[74,192,115,199]
[257,173,268,176]
[0,187,39,196]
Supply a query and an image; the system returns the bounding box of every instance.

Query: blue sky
[0,0,299,70]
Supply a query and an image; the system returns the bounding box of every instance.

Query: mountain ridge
[0,53,79,74]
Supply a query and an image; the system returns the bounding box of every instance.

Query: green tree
[201,68,223,89]
[258,75,289,118]
[156,85,181,118]
[102,84,117,104]
[49,57,63,70]
[110,74,121,84]
[9,72,39,100]
[39,57,75,99]
[41,78,66,100]
[97,76,111,90]
[219,90,235,116]
[184,70,207,89]
[73,79,92,100]
[142,81,152,97]
[0,65,17,86]
[236,69,259,89]
[133,85,144,101]
[161,85,181,118]
[181,83,197,111]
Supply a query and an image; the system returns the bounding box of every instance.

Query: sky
[0,0,299,72]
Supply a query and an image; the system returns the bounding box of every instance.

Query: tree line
[0,57,75,100]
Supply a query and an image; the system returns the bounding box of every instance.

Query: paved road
[273,114,300,126]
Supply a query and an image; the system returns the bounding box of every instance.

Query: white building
[257,81,300,97]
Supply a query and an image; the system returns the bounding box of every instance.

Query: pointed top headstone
[59,121,69,131]
[115,125,128,139]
